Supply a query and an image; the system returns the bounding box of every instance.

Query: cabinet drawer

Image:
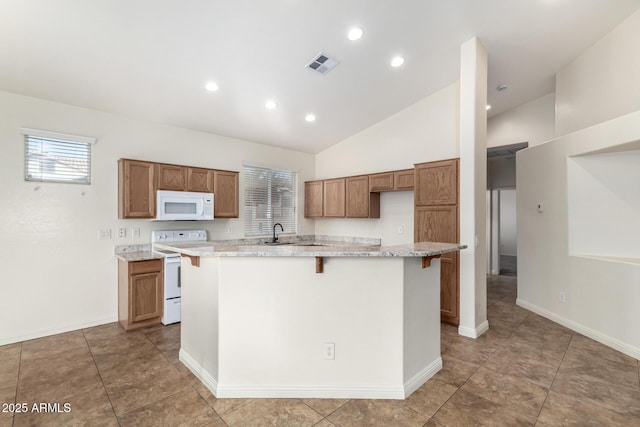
[129,259,162,275]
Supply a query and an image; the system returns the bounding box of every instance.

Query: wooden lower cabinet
[118,259,163,331]
[415,205,460,325]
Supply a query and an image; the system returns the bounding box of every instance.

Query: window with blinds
[22,128,95,184]
[244,165,297,237]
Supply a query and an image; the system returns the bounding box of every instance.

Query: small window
[244,165,297,237]
[22,128,95,185]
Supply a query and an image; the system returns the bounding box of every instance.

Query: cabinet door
[187,168,214,193]
[129,271,163,323]
[214,170,239,218]
[369,172,394,192]
[157,164,187,191]
[118,159,155,218]
[415,159,458,206]
[323,178,346,217]
[304,181,323,218]
[394,169,414,190]
[415,205,459,325]
[347,175,376,218]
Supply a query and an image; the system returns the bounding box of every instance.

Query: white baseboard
[458,320,489,339]
[516,298,640,360]
[179,349,439,400]
[0,315,118,346]
[403,357,442,397]
[179,349,219,396]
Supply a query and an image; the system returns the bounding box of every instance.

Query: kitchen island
[154,238,465,399]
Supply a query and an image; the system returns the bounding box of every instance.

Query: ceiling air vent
[306,52,339,75]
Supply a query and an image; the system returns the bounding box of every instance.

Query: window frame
[21,128,96,185]
[243,164,298,238]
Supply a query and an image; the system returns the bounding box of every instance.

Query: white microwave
[155,190,214,221]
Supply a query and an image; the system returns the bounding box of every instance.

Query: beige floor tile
[94,349,169,384]
[118,387,220,427]
[538,390,640,426]
[0,386,16,419]
[461,365,548,419]
[482,346,559,388]
[0,343,21,389]
[441,333,501,365]
[20,330,87,361]
[0,417,13,427]
[13,383,118,427]
[403,378,457,417]
[313,419,336,427]
[83,322,136,342]
[87,332,156,358]
[559,350,639,389]
[17,348,103,404]
[551,370,640,417]
[172,360,200,385]
[302,398,350,416]
[103,363,189,415]
[222,399,323,427]
[432,354,480,387]
[327,399,429,427]
[567,333,638,367]
[432,389,534,426]
[191,381,254,416]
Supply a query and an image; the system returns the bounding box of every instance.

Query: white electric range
[151,229,207,325]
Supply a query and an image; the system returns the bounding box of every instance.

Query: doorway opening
[487,142,527,277]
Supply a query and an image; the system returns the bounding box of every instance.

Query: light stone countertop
[115,251,164,262]
[152,240,466,258]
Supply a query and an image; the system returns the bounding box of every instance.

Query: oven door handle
[178,265,181,288]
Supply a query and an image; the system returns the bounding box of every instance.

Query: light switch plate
[537,202,544,213]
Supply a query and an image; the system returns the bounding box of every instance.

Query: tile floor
[1,275,639,426]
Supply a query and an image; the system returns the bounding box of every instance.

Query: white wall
[487,93,555,148]
[517,110,640,359]
[0,90,315,345]
[567,150,640,258]
[555,8,640,136]
[314,83,459,245]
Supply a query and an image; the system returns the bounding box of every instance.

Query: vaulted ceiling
[1,0,639,153]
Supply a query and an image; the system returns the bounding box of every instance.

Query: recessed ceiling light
[305,114,316,123]
[486,105,492,110]
[265,100,277,110]
[347,27,364,41]
[205,81,219,92]
[390,56,405,67]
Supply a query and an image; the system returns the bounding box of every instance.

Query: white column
[458,38,488,338]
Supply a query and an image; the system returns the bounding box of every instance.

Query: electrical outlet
[98,229,112,240]
[132,227,140,238]
[559,292,566,304]
[537,202,545,213]
[323,342,335,360]
[397,225,404,235]
[118,227,127,238]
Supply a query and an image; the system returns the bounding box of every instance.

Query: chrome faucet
[272,223,284,243]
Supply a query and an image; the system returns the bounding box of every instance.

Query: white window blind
[244,165,297,237]
[22,128,95,185]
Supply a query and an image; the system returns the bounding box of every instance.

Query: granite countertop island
[167,236,466,401]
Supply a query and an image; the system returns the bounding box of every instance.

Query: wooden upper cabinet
[118,159,155,219]
[213,170,239,218]
[187,167,214,193]
[346,175,380,218]
[157,164,187,191]
[414,159,458,206]
[394,169,414,190]
[304,181,323,218]
[323,178,346,217]
[414,205,458,243]
[369,172,394,192]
